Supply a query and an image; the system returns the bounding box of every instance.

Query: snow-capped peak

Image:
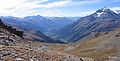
[92,7,120,19]
[95,7,110,17]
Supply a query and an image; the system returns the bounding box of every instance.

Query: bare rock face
[0,29,22,46]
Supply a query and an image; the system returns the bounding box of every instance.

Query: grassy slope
[67,29,120,61]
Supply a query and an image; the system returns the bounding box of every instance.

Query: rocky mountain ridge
[54,8,120,42]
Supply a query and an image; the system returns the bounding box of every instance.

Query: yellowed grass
[66,29,120,61]
[48,44,68,52]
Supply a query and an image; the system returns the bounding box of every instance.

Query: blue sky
[0,0,120,17]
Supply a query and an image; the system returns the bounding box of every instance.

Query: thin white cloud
[13,9,65,17]
[110,7,120,13]
[66,11,95,17]
[24,0,70,8]
[51,0,100,8]
[0,0,71,17]
[110,7,120,10]
[0,0,118,17]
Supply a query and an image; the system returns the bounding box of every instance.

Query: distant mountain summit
[54,7,120,42]
[93,7,120,19]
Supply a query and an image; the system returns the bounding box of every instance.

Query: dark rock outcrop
[0,19,23,38]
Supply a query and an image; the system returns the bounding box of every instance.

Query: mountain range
[0,16,79,43]
[0,16,80,33]
[1,7,120,61]
[54,7,120,42]
[1,7,120,43]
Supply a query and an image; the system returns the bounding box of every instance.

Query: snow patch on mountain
[96,12,104,17]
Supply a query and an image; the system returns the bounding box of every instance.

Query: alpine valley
[0,7,120,61]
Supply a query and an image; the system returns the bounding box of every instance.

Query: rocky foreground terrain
[0,19,96,61]
[0,29,95,61]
